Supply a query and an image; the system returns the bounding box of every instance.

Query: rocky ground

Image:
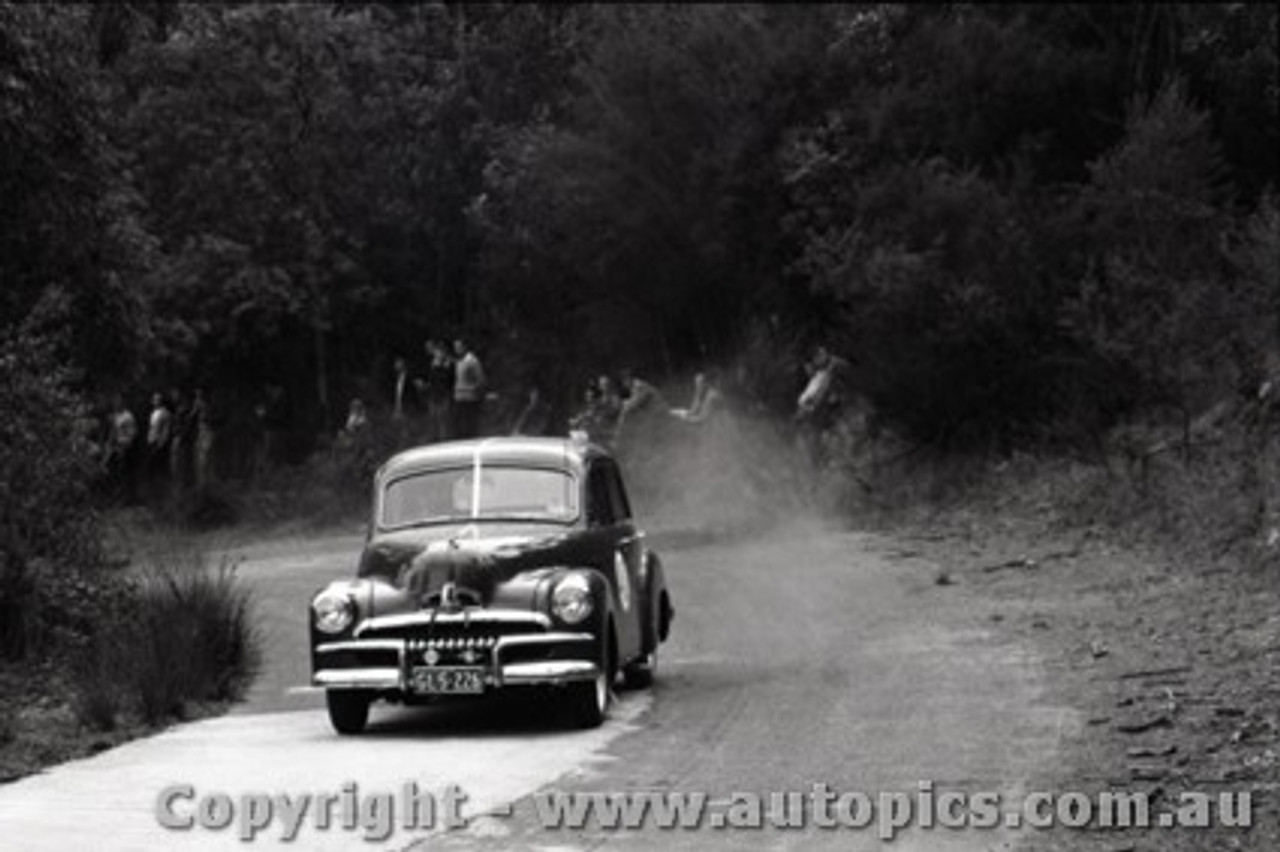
[891,506,1279,851]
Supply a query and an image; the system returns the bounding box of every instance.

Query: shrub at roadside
[71,550,261,729]
[0,334,263,774]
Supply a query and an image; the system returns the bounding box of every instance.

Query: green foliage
[0,335,106,659]
[0,0,1276,496]
[779,5,1276,448]
[474,4,835,369]
[1,5,154,385]
[1067,81,1269,417]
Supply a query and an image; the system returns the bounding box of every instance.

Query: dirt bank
[887,507,1278,851]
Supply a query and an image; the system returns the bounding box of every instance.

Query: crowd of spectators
[90,337,852,509]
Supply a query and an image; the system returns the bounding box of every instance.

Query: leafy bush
[1065,81,1260,417]
[0,336,106,660]
[787,156,1083,448]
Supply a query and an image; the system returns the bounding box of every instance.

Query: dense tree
[1,4,154,387]
[1,1,1274,449]
[776,4,1276,446]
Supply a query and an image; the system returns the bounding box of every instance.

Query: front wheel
[565,633,611,729]
[326,690,371,735]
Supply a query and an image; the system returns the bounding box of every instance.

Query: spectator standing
[391,356,417,420]
[594,375,623,448]
[511,386,552,436]
[795,346,848,464]
[145,391,172,497]
[191,387,216,494]
[391,355,418,448]
[452,339,486,439]
[796,347,830,418]
[106,394,139,504]
[424,339,454,443]
[615,368,667,449]
[344,398,369,435]
[78,407,107,482]
[568,382,602,442]
[614,368,669,495]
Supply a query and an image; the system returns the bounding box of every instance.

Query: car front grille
[354,610,551,643]
[357,621,545,643]
[405,634,499,666]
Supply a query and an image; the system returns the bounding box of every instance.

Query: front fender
[308,578,410,666]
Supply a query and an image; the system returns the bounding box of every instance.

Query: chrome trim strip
[494,632,593,652]
[355,610,552,637]
[493,632,593,686]
[316,662,597,689]
[316,639,405,655]
[314,668,401,689]
[501,660,600,685]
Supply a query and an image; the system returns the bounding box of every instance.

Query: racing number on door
[614,550,631,611]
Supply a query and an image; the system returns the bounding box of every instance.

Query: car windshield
[380,465,579,529]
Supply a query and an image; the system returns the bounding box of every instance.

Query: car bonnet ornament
[439,580,460,612]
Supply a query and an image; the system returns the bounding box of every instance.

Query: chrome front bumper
[313,630,599,691]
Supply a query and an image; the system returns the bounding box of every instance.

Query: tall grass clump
[72,551,261,729]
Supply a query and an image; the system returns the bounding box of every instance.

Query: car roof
[377,436,609,482]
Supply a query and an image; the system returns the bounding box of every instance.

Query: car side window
[586,465,616,527]
[604,463,632,522]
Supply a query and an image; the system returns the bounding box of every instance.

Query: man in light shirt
[452,339,486,439]
[145,391,172,496]
[795,346,848,464]
[392,356,410,420]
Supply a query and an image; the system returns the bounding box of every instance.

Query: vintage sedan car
[309,436,674,734]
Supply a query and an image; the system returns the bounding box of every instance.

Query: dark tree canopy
[0,2,1275,448]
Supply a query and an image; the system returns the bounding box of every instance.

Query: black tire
[565,632,612,729]
[326,690,371,735]
[625,587,662,689]
[623,646,657,689]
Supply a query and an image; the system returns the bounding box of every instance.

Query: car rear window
[381,466,579,529]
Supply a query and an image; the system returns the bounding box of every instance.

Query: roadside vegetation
[1,2,1275,811]
[0,337,260,781]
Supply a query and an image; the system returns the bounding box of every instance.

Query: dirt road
[0,522,1075,850]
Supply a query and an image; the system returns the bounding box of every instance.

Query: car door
[585,461,642,660]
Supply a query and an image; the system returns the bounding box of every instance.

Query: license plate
[410,666,485,695]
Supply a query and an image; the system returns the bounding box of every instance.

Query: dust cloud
[616,399,831,540]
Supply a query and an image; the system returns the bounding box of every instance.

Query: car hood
[357,522,610,605]
[360,522,568,574]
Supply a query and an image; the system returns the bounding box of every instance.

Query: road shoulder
[891,512,1279,851]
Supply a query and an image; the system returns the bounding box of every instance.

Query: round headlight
[552,573,594,625]
[312,589,355,635]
